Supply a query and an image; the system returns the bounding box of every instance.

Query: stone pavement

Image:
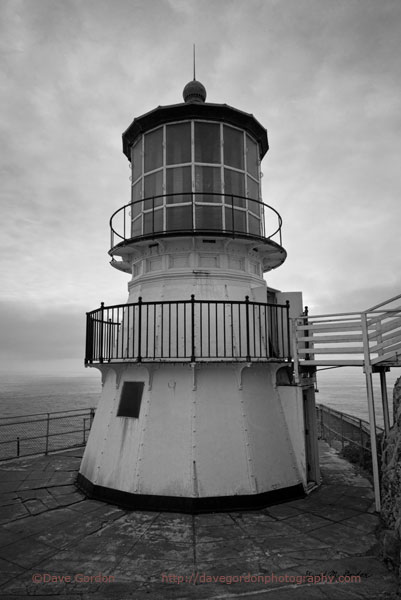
[0,442,398,599]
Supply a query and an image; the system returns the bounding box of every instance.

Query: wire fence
[0,408,96,461]
[316,403,384,473]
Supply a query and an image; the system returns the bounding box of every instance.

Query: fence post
[137,297,142,362]
[286,300,291,361]
[361,312,381,512]
[245,296,251,361]
[17,437,20,458]
[45,413,50,455]
[191,294,196,362]
[85,312,93,365]
[83,418,86,445]
[99,302,104,364]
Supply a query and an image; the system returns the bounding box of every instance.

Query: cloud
[1,0,400,369]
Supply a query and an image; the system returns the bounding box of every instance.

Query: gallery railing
[85,296,291,364]
[109,193,284,251]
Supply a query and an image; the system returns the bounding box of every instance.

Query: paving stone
[258,534,332,554]
[308,522,378,555]
[0,537,56,569]
[277,512,332,533]
[195,525,248,542]
[0,525,21,548]
[265,504,303,520]
[0,491,18,507]
[340,512,380,534]
[311,504,361,522]
[0,500,29,523]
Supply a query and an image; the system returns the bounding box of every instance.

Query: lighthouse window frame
[117,381,144,418]
[130,120,262,238]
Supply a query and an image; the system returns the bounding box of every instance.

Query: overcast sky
[1,0,400,374]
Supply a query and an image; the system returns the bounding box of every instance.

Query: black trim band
[76,473,305,514]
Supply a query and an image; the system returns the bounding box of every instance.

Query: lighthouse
[78,77,319,511]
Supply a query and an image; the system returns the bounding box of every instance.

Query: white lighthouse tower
[78,77,319,511]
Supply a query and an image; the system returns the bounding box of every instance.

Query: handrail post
[361,312,381,512]
[85,312,93,365]
[191,294,196,362]
[286,300,291,361]
[99,302,104,364]
[137,297,142,362]
[245,296,251,362]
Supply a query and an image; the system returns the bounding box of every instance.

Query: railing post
[286,300,291,361]
[245,296,251,362]
[361,312,381,512]
[303,305,310,361]
[99,302,104,364]
[191,294,196,362]
[137,297,142,362]
[85,312,93,365]
[45,413,50,455]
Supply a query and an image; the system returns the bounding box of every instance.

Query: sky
[1,0,401,375]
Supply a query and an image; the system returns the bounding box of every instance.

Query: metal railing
[0,408,96,461]
[294,295,401,369]
[85,296,291,365]
[109,193,284,251]
[316,404,383,473]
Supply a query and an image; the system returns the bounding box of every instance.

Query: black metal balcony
[109,193,283,253]
[85,296,291,365]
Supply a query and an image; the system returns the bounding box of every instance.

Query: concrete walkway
[0,442,398,599]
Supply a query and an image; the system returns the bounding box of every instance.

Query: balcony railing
[109,193,283,252]
[85,296,291,365]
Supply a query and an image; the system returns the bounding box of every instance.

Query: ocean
[0,366,399,427]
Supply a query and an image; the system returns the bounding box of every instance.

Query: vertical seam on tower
[237,365,258,494]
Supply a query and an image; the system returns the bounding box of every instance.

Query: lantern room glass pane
[144,208,164,234]
[224,125,244,170]
[144,127,163,173]
[247,176,259,201]
[195,166,221,202]
[196,206,222,230]
[225,207,246,233]
[166,166,192,204]
[248,213,261,236]
[166,206,192,231]
[246,135,259,179]
[195,122,220,164]
[132,216,142,237]
[224,168,245,207]
[132,139,142,182]
[144,170,163,209]
[166,123,191,165]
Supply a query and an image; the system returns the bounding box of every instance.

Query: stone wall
[380,376,401,578]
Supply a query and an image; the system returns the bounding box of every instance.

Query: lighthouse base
[79,362,314,512]
[76,473,304,513]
